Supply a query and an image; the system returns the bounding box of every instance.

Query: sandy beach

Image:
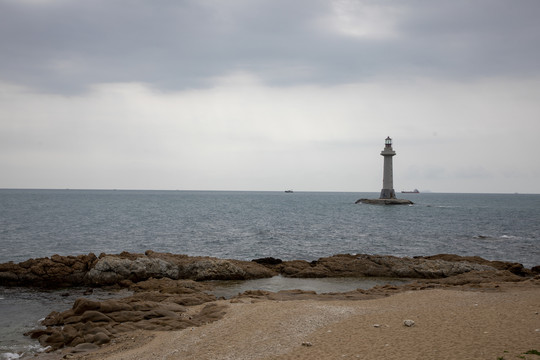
[72,281,540,360]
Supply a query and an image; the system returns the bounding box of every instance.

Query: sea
[1,189,539,358]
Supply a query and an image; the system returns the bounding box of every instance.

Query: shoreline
[46,281,540,360]
[2,252,538,359]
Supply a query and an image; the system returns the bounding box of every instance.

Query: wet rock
[0,253,97,287]
[421,254,536,277]
[423,269,524,286]
[252,257,283,265]
[267,254,499,279]
[26,279,226,351]
[1,252,536,289]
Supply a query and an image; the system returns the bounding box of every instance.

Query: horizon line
[0,187,537,195]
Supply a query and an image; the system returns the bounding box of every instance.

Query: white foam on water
[1,343,47,360]
[0,353,20,360]
[500,234,518,239]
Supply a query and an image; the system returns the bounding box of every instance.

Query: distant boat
[401,189,419,194]
[285,190,294,193]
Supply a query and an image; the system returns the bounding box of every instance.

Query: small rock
[302,342,313,347]
[373,324,381,328]
[403,319,415,327]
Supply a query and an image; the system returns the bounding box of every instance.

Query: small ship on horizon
[401,189,420,194]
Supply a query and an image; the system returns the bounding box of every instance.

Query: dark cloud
[399,0,540,78]
[1,0,539,94]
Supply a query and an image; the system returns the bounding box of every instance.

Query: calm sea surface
[1,189,539,266]
[1,189,539,358]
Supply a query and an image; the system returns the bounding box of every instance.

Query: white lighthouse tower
[379,136,396,199]
[355,136,412,205]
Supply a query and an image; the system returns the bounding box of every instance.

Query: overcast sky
[1,0,539,193]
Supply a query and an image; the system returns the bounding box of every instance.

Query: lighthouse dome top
[385,136,392,146]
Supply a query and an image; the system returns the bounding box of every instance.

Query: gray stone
[85,256,179,285]
[403,319,415,327]
[178,259,247,280]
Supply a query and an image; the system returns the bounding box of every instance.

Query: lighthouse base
[379,189,396,199]
[355,198,413,205]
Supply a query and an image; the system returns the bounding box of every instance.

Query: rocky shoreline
[1,252,539,356]
[2,251,538,288]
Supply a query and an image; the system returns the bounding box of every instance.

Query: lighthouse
[355,136,413,205]
[379,136,396,199]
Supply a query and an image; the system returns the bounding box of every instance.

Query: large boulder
[85,256,179,285]
[176,258,254,280]
[145,251,277,280]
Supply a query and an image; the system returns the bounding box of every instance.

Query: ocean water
[1,189,539,267]
[1,189,539,358]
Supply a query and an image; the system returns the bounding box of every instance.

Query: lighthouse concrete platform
[355,198,413,205]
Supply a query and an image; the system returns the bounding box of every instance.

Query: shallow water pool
[208,275,410,299]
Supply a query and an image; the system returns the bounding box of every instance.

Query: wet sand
[74,281,540,360]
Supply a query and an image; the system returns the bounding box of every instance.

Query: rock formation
[255,253,537,279]
[1,252,537,289]
[0,251,276,288]
[85,256,180,285]
[25,278,226,351]
[0,253,98,288]
[0,251,536,355]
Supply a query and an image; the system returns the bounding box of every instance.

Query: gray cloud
[1,0,540,94]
